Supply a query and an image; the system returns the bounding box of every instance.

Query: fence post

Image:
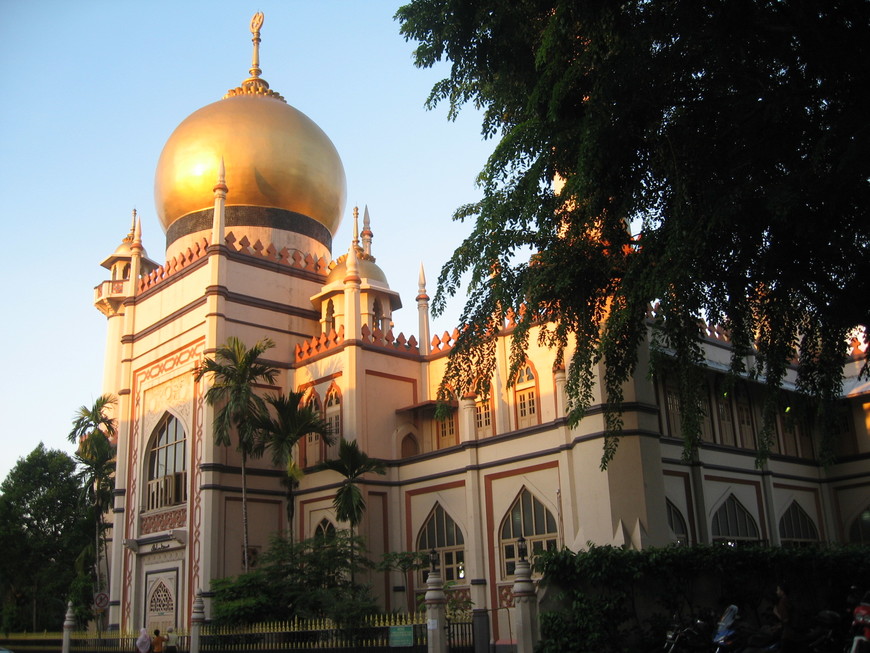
[424,550,447,653]
[189,590,204,653]
[61,601,75,653]
[472,608,490,653]
[511,537,539,653]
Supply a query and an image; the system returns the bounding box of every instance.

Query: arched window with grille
[325,384,342,459]
[711,494,760,545]
[514,363,539,429]
[417,504,465,584]
[849,506,870,545]
[666,500,689,546]
[779,501,819,546]
[146,413,187,511]
[314,518,336,540]
[500,488,558,577]
[303,391,323,468]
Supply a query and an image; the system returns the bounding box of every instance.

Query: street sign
[94,592,110,610]
[388,625,414,647]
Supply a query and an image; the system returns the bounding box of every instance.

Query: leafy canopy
[396,0,870,466]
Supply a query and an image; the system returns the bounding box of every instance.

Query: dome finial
[223,12,285,102]
[249,12,264,81]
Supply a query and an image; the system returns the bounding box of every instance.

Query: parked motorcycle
[847,592,870,653]
[663,611,714,652]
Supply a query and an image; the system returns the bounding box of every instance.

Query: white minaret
[417,263,431,356]
[361,205,373,256]
[211,157,227,246]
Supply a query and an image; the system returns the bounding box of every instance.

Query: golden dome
[153,13,346,241]
[326,252,389,285]
[154,94,346,236]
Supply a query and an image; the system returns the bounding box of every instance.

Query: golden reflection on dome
[327,253,389,285]
[153,13,346,236]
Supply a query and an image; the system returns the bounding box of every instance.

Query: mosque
[94,13,870,644]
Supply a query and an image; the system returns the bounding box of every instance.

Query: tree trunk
[241,453,249,573]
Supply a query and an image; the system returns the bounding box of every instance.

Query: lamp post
[512,535,539,653]
[425,548,447,653]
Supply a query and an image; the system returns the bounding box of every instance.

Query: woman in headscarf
[135,627,151,653]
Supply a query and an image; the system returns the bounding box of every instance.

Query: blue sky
[0,1,493,483]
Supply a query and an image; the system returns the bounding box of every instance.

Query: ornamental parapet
[360,324,419,354]
[295,325,345,362]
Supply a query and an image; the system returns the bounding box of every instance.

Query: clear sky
[0,1,493,483]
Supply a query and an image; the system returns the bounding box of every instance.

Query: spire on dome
[418,262,427,294]
[352,206,360,249]
[362,205,373,256]
[223,13,286,102]
[344,241,361,285]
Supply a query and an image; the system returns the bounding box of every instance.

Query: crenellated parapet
[430,328,462,354]
[224,231,329,273]
[360,324,419,354]
[295,326,345,362]
[138,231,330,293]
[139,237,210,292]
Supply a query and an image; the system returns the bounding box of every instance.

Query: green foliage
[535,544,870,652]
[396,0,870,467]
[194,336,279,572]
[318,439,386,530]
[254,391,333,540]
[210,530,377,628]
[0,445,90,631]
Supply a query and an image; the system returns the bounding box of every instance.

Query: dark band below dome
[166,206,333,250]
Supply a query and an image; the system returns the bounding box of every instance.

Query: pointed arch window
[779,501,818,546]
[730,384,756,449]
[500,489,558,577]
[325,385,342,459]
[474,384,494,438]
[304,391,324,468]
[666,500,689,546]
[514,363,539,429]
[711,495,760,545]
[417,504,465,583]
[436,390,458,449]
[849,506,870,545]
[148,580,174,615]
[146,413,187,511]
[401,433,419,458]
[314,518,336,540]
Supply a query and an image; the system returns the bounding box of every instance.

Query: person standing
[135,628,151,653]
[165,627,178,653]
[152,629,167,653]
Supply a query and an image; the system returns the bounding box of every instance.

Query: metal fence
[0,613,434,653]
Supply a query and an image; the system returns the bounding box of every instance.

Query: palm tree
[194,336,278,572]
[318,439,386,580]
[254,391,333,541]
[75,431,116,599]
[68,394,117,622]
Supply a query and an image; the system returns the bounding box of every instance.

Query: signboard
[94,592,110,610]
[388,625,414,647]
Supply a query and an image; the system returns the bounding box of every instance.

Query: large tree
[396,0,870,466]
[194,336,278,572]
[0,445,90,632]
[254,391,333,541]
[68,394,117,611]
